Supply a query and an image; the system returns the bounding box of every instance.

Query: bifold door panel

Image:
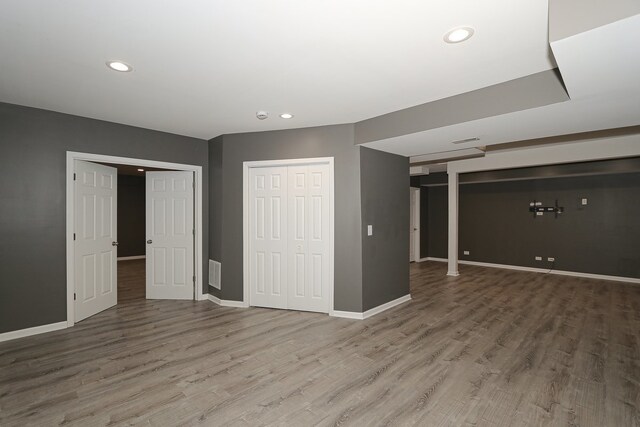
[249,163,331,313]
[74,160,117,322]
[146,171,194,300]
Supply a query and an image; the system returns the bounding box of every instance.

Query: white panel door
[146,171,194,300]
[74,160,117,322]
[410,190,416,262]
[287,165,330,313]
[249,167,288,309]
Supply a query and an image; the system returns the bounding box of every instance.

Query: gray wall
[360,147,410,311]
[421,186,448,259]
[207,136,223,298]
[210,124,365,311]
[0,102,208,334]
[117,175,145,258]
[419,169,640,278]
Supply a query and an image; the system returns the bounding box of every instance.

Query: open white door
[74,160,117,322]
[146,171,194,300]
[410,190,416,261]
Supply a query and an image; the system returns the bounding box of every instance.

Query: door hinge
[74,292,76,301]
[193,276,196,283]
[73,173,76,181]
[73,233,76,241]
[192,229,195,235]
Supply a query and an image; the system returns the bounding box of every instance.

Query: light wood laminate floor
[1,260,639,426]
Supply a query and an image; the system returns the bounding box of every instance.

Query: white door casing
[74,160,117,322]
[146,171,194,300]
[247,159,332,314]
[249,167,288,309]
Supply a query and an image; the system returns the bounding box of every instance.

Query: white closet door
[287,164,331,313]
[146,171,194,300]
[74,160,117,322]
[249,167,288,309]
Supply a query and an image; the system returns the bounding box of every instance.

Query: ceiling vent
[451,137,480,144]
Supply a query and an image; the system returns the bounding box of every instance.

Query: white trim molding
[0,321,67,343]
[207,294,250,308]
[117,255,146,261]
[422,258,640,284]
[331,294,412,320]
[243,157,335,314]
[66,151,204,328]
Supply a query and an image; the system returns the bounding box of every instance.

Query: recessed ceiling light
[279,113,294,119]
[443,27,475,44]
[137,168,144,172]
[106,61,132,72]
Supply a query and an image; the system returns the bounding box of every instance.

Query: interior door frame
[243,157,335,315]
[410,187,420,262]
[66,151,205,327]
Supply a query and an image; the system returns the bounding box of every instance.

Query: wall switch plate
[367,225,373,236]
[535,256,542,261]
[463,250,470,255]
[581,198,588,205]
[548,257,555,262]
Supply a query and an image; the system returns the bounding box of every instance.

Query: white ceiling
[366,13,640,157]
[0,0,555,140]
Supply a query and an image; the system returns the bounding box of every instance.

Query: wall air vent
[209,260,221,290]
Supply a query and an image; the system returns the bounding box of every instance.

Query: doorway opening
[243,157,335,315]
[66,152,204,327]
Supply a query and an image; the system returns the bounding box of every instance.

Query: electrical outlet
[535,256,542,261]
[463,250,470,255]
[367,225,373,236]
[547,257,555,262]
[581,198,588,205]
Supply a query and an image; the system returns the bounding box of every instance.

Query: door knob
[112,241,119,246]
[147,239,153,244]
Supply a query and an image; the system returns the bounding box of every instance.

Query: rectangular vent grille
[209,260,221,290]
[451,137,480,144]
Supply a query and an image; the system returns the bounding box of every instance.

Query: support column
[447,171,459,276]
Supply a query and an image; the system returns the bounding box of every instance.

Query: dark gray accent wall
[0,102,208,334]
[419,169,640,278]
[422,186,448,259]
[360,147,410,311]
[211,124,364,311]
[207,136,223,298]
[117,175,145,258]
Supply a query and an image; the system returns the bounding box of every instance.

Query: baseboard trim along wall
[117,255,146,261]
[0,321,67,343]
[422,258,640,284]
[331,294,412,320]
[206,294,250,308]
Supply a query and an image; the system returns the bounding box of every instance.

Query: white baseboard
[423,258,640,284]
[0,321,67,343]
[197,292,209,301]
[117,255,145,261]
[425,257,447,263]
[206,294,250,308]
[331,294,412,320]
[331,310,365,320]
